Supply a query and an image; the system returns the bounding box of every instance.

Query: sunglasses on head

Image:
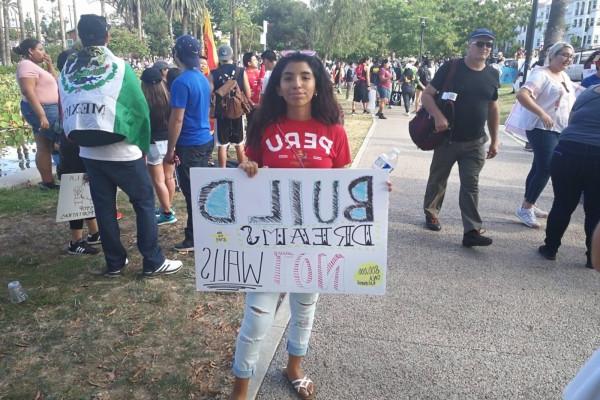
[473,41,493,49]
[280,50,317,58]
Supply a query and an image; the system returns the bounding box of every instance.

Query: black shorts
[353,80,369,103]
[216,117,244,146]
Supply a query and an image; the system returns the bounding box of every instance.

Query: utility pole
[58,0,67,48]
[522,0,539,85]
[419,18,426,62]
[72,0,77,41]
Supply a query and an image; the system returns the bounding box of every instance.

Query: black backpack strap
[441,59,459,93]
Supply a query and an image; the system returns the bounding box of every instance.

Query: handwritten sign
[55,173,95,222]
[191,168,389,294]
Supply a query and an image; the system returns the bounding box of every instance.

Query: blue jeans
[176,141,214,241]
[82,157,165,273]
[20,101,61,142]
[232,292,319,378]
[544,141,600,262]
[524,128,560,204]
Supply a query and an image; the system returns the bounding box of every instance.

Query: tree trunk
[168,6,174,45]
[72,0,77,40]
[136,0,142,40]
[2,0,10,64]
[542,0,567,59]
[0,0,5,65]
[33,0,41,39]
[182,11,189,35]
[58,0,66,48]
[230,0,237,63]
[17,0,24,41]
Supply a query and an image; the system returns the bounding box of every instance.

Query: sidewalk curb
[249,118,377,399]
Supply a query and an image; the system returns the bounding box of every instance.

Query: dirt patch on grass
[0,106,371,398]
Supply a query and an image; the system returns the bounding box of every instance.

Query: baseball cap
[218,45,233,62]
[78,14,110,43]
[153,60,169,70]
[469,28,495,41]
[173,35,201,68]
[140,67,163,84]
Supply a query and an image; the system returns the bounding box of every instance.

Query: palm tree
[33,0,40,39]
[2,0,10,64]
[163,0,204,36]
[100,0,106,17]
[56,0,66,48]
[16,0,23,40]
[542,0,567,58]
[0,0,6,65]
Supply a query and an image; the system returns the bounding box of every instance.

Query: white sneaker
[533,206,549,219]
[516,207,541,228]
[143,259,183,277]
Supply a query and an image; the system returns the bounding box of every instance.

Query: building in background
[516,0,600,50]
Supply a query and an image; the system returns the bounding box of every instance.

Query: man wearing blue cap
[165,35,213,253]
[421,28,500,247]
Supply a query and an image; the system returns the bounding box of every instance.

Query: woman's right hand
[39,115,50,130]
[239,161,259,177]
[539,112,554,129]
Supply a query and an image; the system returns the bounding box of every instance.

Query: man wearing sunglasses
[422,28,500,248]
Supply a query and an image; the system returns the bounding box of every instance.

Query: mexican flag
[59,46,151,153]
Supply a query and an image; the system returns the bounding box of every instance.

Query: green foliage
[108,27,151,58]
[144,9,174,56]
[257,0,313,50]
[0,73,32,148]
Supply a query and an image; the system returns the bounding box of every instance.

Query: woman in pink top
[14,38,60,189]
[376,59,393,119]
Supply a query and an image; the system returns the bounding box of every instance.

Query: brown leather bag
[214,74,253,119]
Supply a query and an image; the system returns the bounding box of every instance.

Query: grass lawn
[498,84,517,124]
[0,104,371,399]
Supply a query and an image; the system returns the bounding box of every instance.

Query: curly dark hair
[246,52,340,151]
[12,38,40,57]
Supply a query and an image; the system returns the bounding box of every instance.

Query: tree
[16,0,23,40]
[108,26,150,58]
[56,0,66,48]
[143,9,172,56]
[257,0,312,50]
[163,0,205,36]
[543,0,568,56]
[0,0,5,65]
[33,0,40,39]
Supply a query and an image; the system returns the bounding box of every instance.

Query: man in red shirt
[243,52,262,106]
[351,57,371,115]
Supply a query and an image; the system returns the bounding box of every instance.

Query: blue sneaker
[157,212,177,226]
[155,207,176,217]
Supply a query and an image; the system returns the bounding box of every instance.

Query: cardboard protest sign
[55,173,95,222]
[191,168,389,294]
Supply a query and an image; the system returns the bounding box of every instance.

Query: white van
[566,48,600,81]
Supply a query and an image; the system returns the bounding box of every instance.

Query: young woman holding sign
[231,52,351,400]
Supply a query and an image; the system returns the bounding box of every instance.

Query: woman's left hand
[239,161,259,177]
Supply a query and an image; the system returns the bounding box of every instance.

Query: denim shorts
[20,100,60,143]
[377,86,391,99]
[147,140,168,165]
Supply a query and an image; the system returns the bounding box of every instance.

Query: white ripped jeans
[232,292,319,379]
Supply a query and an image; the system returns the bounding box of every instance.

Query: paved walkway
[255,106,600,399]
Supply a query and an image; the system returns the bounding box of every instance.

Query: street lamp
[419,18,426,62]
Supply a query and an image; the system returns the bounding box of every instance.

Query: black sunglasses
[473,41,494,49]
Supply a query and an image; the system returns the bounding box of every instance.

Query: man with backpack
[208,45,252,168]
[60,15,182,277]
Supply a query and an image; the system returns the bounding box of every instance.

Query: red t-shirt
[245,68,262,104]
[246,117,352,169]
[355,64,367,81]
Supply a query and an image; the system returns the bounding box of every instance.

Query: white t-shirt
[522,66,577,133]
[79,140,143,161]
[261,70,272,94]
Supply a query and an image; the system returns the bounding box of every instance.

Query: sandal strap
[291,376,313,392]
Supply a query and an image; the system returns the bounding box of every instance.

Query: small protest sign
[55,173,95,222]
[191,168,389,295]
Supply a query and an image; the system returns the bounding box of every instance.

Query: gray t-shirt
[560,85,600,148]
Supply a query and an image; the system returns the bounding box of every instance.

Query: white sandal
[283,368,316,399]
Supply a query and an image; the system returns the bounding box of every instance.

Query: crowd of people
[12,13,600,399]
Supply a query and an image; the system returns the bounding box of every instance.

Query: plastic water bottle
[372,148,400,172]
